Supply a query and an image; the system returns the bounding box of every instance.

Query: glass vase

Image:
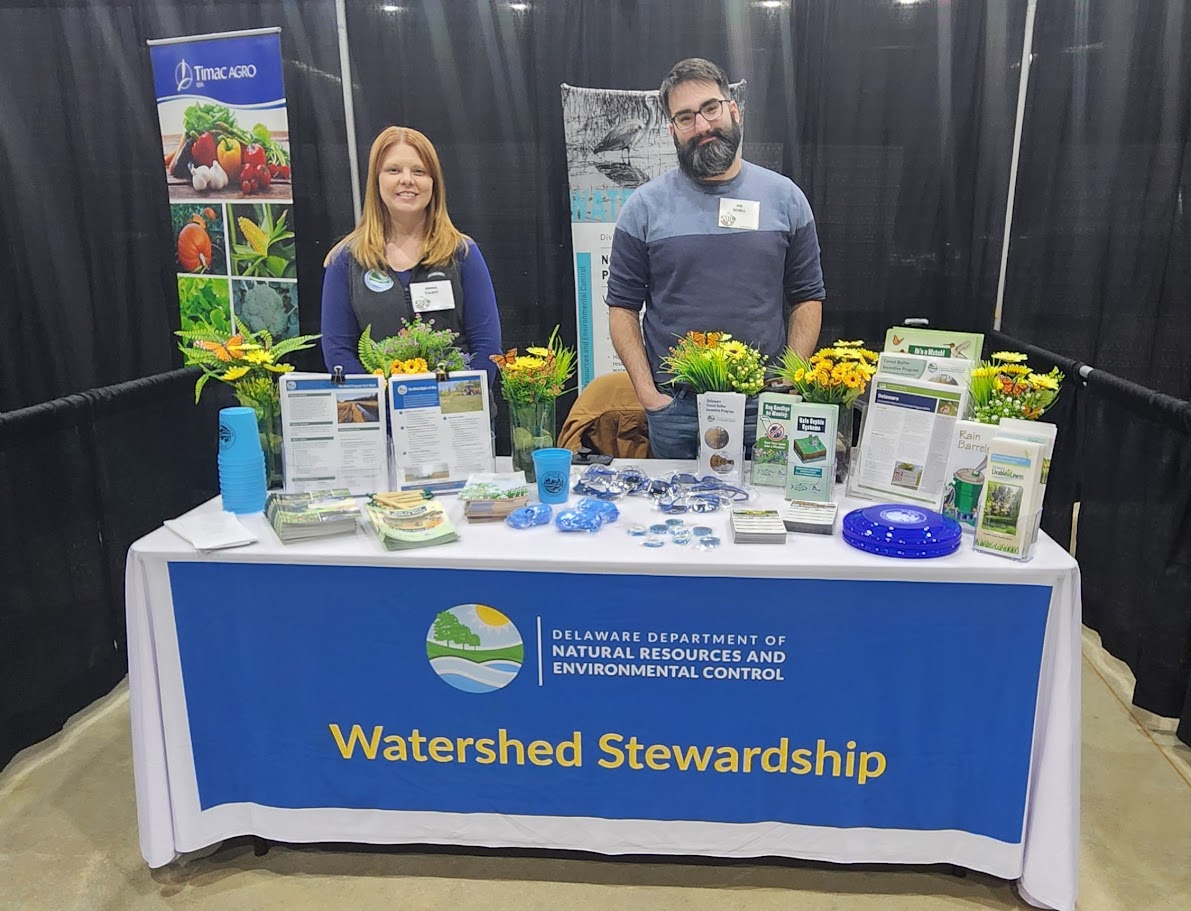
[835,402,854,487]
[508,397,556,482]
[238,390,284,489]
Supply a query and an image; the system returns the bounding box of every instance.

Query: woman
[321,126,502,383]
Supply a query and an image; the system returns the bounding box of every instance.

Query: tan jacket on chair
[558,372,651,459]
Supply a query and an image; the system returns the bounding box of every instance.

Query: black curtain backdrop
[1003,0,1191,400]
[0,0,1032,414]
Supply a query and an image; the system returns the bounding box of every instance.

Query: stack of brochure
[782,500,838,535]
[265,490,360,543]
[458,471,530,522]
[366,495,458,550]
[730,509,788,544]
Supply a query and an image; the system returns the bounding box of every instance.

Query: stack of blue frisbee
[842,504,962,559]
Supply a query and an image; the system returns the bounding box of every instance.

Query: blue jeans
[645,387,759,460]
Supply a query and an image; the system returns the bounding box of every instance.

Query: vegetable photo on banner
[172,205,226,275]
[230,204,296,278]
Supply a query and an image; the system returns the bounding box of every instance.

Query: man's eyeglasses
[670,98,731,131]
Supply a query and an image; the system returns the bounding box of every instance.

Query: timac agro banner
[560,81,745,388]
[168,563,1049,843]
[148,29,300,342]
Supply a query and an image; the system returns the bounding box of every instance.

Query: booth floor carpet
[2,629,1188,911]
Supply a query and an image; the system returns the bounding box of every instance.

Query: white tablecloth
[125,463,1080,910]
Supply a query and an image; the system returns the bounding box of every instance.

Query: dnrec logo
[426,605,523,693]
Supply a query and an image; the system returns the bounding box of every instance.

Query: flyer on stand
[389,371,494,492]
[279,374,390,495]
[851,376,968,509]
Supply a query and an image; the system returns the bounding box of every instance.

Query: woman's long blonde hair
[324,126,468,270]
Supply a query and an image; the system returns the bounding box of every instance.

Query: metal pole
[993,0,1038,331]
[336,0,362,222]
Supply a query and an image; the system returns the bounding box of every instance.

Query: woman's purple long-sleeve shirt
[320,240,503,384]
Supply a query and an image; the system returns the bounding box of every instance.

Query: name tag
[410,280,456,313]
[718,198,760,231]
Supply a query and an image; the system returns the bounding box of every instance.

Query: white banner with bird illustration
[561,81,746,388]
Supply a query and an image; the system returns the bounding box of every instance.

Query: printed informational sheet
[851,376,968,509]
[279,374,389,495]
[389,371,494,492]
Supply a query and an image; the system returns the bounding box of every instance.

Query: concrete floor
[2,629,1188,911]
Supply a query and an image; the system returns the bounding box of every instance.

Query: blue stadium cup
[532,448,573,505]
[217,408,267,513]
[217,407,263,463]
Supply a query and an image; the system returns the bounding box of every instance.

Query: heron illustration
[592,113,651,160]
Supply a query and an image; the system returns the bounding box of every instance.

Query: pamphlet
[389,371,494,493]
[279,373,389,495]
[265,489,360,543]
[850,376,968,509]
[782,500,838,535]
[883,327,983,362]
[730,508,788,544]
[365,497,459,550]
[782,402,838,503]
[458,471,530,521]
[973,437,1045,560]
[991,418,1057,550]
[940,420,999,533]
[697,391,745,484]
[876,352,973,390]
[753,392,802,487]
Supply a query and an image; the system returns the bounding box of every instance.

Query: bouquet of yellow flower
[659,331,767,395]
[490,326,577,479]
[176,317,320,405]
[490,325,577,405]
[358,317,469,376]
[774,340,879,407]
[176,318,320,487]
[969,351,1063,424]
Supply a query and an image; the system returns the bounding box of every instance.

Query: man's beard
[674,115,742,180]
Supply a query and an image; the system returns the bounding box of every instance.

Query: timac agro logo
[175,58,258,90]
[174,60,193,91]
[427,605,523,693]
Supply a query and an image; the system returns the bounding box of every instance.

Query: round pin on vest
[364,269,395,292]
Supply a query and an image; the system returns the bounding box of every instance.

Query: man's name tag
[718,198,760,231]
[410,280,456,313]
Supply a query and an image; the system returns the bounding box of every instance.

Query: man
[606,57,824,459]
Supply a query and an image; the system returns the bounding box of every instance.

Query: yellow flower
[390,359,404,374]
[264,363,294,374]
[243,349,274,365]
[373,369,386,376]
[835,339,865,348]
[721,340,747,357]
[221,366,250,381]
[991,351,1029,363]
[526,346,551,357]
[404,358,429,373]
[508,355,546,371]
[1028,372,1060,391]
[1000,363,1030,376]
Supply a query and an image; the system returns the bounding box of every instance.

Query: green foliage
[358,319,468,374]
[660,332,767,395]
[492,325,577,405]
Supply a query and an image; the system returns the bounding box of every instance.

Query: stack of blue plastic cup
[218,406,267,514]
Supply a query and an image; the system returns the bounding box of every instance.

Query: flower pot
[508,398,556,482]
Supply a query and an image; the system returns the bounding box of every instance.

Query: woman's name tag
[410,280,456,313]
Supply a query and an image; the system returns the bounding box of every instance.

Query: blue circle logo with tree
[426,605,523,693]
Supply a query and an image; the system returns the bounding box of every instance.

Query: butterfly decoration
[891,334,903,346]
[999,375,1030,396]
[687,331,725,348]
[489,348,519,368]
[194,334,246,361]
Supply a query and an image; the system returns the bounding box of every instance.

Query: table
[125,463,1080,911]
